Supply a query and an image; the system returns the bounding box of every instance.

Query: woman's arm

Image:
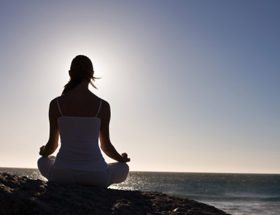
[99,101,130,162]
[39,99,59,157]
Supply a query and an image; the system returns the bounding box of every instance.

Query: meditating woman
[37,55,130,187]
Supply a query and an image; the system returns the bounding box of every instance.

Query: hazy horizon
[1,0,279,174]
[1,166,280,175]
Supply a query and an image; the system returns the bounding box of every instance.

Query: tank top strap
[96,100,102,117]
[56,97,63,116]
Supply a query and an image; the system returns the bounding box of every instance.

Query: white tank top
[53,97,108,172]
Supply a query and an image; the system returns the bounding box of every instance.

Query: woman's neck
[74,80,90,92]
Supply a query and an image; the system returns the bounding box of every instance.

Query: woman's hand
[39,145,46,156]
[121,153,130,162]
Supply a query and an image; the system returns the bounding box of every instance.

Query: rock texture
[0,173,229,215]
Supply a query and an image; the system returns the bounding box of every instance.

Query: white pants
[37,156,129,187]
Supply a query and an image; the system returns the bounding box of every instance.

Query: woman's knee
[121,163,129,174]
[37,157,47,169]
[108,162,129,173]
[37,156,56,179]
[107,162,129,185]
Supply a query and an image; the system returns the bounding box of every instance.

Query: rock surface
[0,173,229,215]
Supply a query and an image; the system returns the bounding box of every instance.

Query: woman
[37,55,130,187]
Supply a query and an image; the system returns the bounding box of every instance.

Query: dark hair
[62,55,97,95]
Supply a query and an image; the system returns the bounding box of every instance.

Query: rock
[0,173,230,215]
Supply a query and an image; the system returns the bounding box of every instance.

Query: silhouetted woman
[37,55,130,187]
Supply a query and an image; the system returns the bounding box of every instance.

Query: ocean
[0,168,279,215]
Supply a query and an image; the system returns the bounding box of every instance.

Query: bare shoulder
[49,97,57,106]
[99,98,111,121]
[48,97,60,117]
[49,97,59,109]
[100,99,110,112]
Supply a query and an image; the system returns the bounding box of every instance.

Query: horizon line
[0,166,279,175]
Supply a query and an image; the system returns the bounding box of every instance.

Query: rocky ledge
[0,173,229,215]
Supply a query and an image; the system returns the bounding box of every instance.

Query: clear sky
[0,0,279,173]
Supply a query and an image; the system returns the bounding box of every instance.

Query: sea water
[1,168,279,215]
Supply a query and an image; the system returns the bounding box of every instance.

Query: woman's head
[62,55,97,94]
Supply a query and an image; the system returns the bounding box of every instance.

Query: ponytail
[62,78,97,95]
[62,78,82,95]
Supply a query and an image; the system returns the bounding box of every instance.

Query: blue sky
[0,0,279,173]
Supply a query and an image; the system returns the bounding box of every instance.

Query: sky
[0,0,279,173]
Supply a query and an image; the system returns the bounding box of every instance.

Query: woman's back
[56,88,101,117]
[53,95,107,171]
